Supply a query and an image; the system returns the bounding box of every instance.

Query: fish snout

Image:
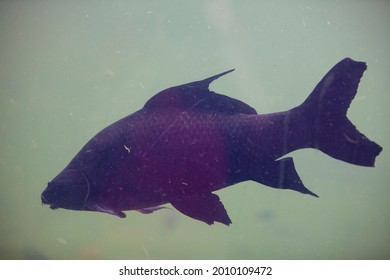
[41,186,57,209]
[41,169,91,211]
[41,191,48,205]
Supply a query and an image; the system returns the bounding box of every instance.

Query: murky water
[1,0,389,259]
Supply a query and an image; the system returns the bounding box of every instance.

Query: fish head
[41,169,90,211]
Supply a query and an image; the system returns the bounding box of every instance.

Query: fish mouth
[41,193,57,209]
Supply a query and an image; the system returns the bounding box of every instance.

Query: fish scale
[41,58,382,225]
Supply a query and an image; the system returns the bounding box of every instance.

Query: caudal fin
[300,58,382,167]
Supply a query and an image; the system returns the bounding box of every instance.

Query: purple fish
[41,58,382,225]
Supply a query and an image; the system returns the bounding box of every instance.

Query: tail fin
[300,58,382,167]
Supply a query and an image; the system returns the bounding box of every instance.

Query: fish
[41,58,382,225]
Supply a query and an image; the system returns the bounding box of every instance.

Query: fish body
[41,58,382,225]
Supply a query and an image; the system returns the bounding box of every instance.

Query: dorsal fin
[143,69,257,115]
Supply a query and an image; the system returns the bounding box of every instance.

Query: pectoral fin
[85,202,126,218]
[170,192,231,225]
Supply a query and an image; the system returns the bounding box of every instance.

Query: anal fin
[252,157,318,197]
[170,192,232,225]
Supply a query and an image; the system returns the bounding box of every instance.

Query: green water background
[1,0,389,259]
